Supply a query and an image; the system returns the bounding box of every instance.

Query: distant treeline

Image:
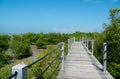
[0,32,99,67]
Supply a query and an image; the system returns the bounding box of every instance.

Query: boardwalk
[57,42,113,79]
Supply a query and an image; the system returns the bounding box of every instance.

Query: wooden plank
[57,42,113,79]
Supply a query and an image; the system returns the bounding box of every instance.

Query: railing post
[91,40,94,56]
[84,39,86,47]
[70,38,72,50]
[61,42,64,70]
[9,33,13,41]
[71,38,73,44]
[68,39,70,55]
[81,37,83,44]
[87,40,89,49]
[12,64,27,79]
[73,37,75,43]
[72,38,73,44]
[69,39,70,50]
[86,39,87,47]
[103,42,107,72]
[71,38,73,45]
[83,38,85,46]
[84,39,85,46]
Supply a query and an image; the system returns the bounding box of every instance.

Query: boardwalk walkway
[57,42,113,79]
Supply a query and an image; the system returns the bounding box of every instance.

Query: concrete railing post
[71,38,73,44]
[72,38,74,44]
[82,37,84,44]
[81,38,82,43]
[84,39,86,47]
[83,39,85,46]
[87,40,89,49]
[82,37,85,45]
[68,37,75,56]
[92,40,94,56]
[71,38,73,45]
[12,64,27,79]
[86,39,87,47]
[61,42,64,70]
[103,42,107,72]
[70,38,71,50]
[68,39,70,55]
[8,33,13,41]
[69,39,71,50]
[73,37,75,43]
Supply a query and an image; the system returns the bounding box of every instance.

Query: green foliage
[28,45,61,79]
[22,33,38,44]
[94,34,104,63]
[0,31,106,78]
[47,33,61,45]
[0,34,13,67]
[108,62,120,78]
[0,52,13,67]
[28,42,69,79]
[73,31,85,41]
[0,64,13,79]
[35,38,47,49]
[0,34,9,52]
[10,35,32,59]
[110,8,120,21]
[93,8,120,79]
[103,8,120,78]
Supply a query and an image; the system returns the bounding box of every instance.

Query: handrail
[68,37,75,55]
[82,38,108,72]
[7,71,18,79]
[27,42,64,79]
[82,39,94,56]
[8,42,64,79]
[27,43,62,68]
[36,50,62,79]
[49,58,62,79]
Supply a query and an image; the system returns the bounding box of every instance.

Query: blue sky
[0,0,120,33]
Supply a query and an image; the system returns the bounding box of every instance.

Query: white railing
[68,37,75,55]
[82,37,107,72]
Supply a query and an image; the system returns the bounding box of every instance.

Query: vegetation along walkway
[57,42,113,79]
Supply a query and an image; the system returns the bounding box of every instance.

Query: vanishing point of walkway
[57,42,113,79]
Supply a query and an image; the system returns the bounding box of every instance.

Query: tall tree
[103,8,120,78]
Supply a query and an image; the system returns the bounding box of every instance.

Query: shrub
[35,39,47,49]
[0,52,13,67]
[0,34,9,52]
[10,39,32,59]
[12,42,31,59]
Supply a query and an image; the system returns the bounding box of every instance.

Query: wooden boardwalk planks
[57,42,113,79]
